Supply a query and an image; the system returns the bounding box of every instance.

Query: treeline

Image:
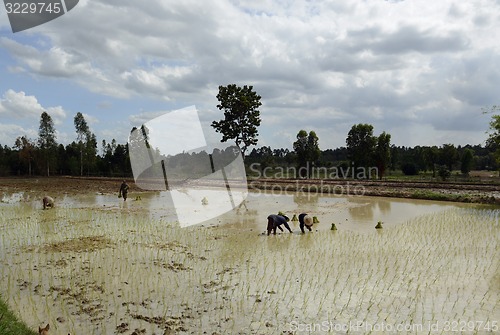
[0,111,497,179]
[0,139,131,177]
[0,139,496,178]
[247,143,497,177]
[0,111,131,177]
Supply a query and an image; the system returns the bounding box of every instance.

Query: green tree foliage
[460,148,474,176]
[486,109,500,173]
[74,112,98,176]
[86,133,98,174]
[37,111,57,176]
[293,130,320,178]
[14,136,35,176]
[389,145,398,171]
[423,146,439,177]
[437,165,451,181]
[293,130,308,177]
[307,131,321,164]
[401,162,418,176]
[252,146,275,173]
[488,114,500,144]
[439,144,458,171]
[0,145,16,176]
[374,132,391,179]
[211,84,262,158]
[74,112,90,176]
[346,124,376,171]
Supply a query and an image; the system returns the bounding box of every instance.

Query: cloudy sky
[0,0,498,152]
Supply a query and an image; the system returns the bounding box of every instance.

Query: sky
[0,0,499,153]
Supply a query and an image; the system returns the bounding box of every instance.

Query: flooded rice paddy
[0,190,499,334]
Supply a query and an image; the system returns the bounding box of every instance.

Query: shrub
[401,163,418,175]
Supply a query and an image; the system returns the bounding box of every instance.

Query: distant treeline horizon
[0,137,496,178]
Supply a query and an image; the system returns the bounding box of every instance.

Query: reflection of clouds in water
[349,201,375,221]
[31,191,462,233]
[213,193,460,233]
[293,192,320,206]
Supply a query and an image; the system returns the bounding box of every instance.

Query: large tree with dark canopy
[211,84,262,158]
[346,123,376,173]
[293,130,320,178]
[374,131,391,179]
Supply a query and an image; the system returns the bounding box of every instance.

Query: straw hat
[303,215,313,227]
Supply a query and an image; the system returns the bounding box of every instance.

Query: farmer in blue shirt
[267,214,293,235]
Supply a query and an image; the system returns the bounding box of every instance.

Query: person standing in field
[119,180,129,201]
[267,214,293,235]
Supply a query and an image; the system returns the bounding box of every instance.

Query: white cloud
[0,89,66,123]
[1,0,499,149]
[0,90,69,146]
[0,89,44,119]
[0,124,38,147]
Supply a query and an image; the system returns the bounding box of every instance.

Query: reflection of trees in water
[347,198,392,222]
[377,199,391,215]
[349,201,374,221]
[293,193,319,206]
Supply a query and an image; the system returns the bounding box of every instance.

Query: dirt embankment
[0,176,144,197]
[248,178,500,204]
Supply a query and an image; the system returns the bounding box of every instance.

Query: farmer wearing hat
[299,213,314,233]
[267,213,293,235]
[42,196,55,209]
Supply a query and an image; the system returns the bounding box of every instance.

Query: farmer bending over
[267,214,293,235]
[42,196,54,209]
[299,213,314,233]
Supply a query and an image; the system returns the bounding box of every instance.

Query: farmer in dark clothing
[42,196,54,209]
[119,180,129,201]
[299,213,314,233]
[267,214,293,235]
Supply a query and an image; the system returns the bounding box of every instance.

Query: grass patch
[0,295,37,335]
[411,190,472,202]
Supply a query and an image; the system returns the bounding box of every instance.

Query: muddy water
[204,192,468,233]
[2,189,470,232]
[0,190,498,335]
